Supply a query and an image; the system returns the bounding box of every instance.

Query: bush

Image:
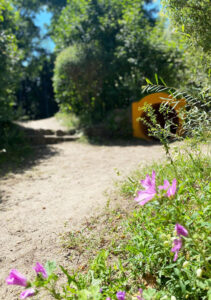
[53,44,103,121]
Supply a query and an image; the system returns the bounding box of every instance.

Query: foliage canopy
[53,0,185,122]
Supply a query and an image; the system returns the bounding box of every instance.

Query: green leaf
[45,261,57,276]
[155,73,158,85]
[145,78,153,85]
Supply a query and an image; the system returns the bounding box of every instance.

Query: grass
[55,111,80,130]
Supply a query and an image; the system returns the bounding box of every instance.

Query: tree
[52,0,185,122]
[0,0,20,122]
[161,0,211,53]
[8,0,65,119]
[161,0,211,96]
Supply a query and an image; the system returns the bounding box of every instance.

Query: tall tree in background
[0,0,20,122]
[9,0,66,119]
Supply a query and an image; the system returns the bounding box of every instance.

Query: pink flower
[33,263,48,278]
[135,171,156,205]
[175,224,188,237]
[137,288,145,300]
[171,238,182,261]
[158,179,169,191]
[20,288,35,299]
[140,170,156,189]
[116,291,126,300]
[158,178,177,198]
[106,298,111,300]
[6,270,27,287]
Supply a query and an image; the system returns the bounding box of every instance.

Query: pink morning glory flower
[175,224,188,237]
[135,171,157,205]
[116,291,126,300]
[6,269,27,287]
[20,288,35,299]
[171,238,182,261]
[33,263,48,279]
[158,178,177,198]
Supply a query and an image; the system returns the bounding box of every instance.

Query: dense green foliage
[161,0,211,97]
[162,0,211,53]
[52,0,185,122]
[0,0,20,122]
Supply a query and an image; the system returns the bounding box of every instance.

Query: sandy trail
[0,119,164,299]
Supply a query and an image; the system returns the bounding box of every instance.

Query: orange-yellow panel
[132,92,186,140]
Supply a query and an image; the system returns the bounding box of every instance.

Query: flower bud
[196,269,203,278]
[182,261,189,268]
[163,241,170,247]
[160,234,166,240]
[171,296,176,300]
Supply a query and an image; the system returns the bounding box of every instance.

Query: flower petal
[20,288,35,299]
[140,171,156,189]
[171,238,182,252]
[33,262,48,278]
[158,179,170,190]
[135,189,156,205]
[6,270,27,287]
[175,224,188,237]
[116,291,126,300]
[167,179,177,197]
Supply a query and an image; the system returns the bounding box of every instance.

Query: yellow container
[132,92,186,140]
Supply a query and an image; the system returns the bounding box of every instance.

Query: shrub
[53,44,103,121]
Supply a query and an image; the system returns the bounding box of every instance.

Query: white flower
[171,296,176,300]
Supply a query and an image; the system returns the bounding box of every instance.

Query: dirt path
[0,119,165,299]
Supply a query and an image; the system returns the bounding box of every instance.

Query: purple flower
[20,288,35,299]
[137,288,145,300]
[140,170,156,189]
[135,171,156,205]
[6,270,27,287]
[159,178,177,198]
[106,298,111,300]
[135,187,156,205]
[33,263,48,279]
[158,179,170,191]
[167,179,177,197]
[171,238,182,261]
[175,224,188,237]
[116,291,126,300]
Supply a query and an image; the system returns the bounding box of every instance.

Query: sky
[34,8,55,52]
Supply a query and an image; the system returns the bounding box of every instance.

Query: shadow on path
[0,144,59,178]
[83,135,161,147]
